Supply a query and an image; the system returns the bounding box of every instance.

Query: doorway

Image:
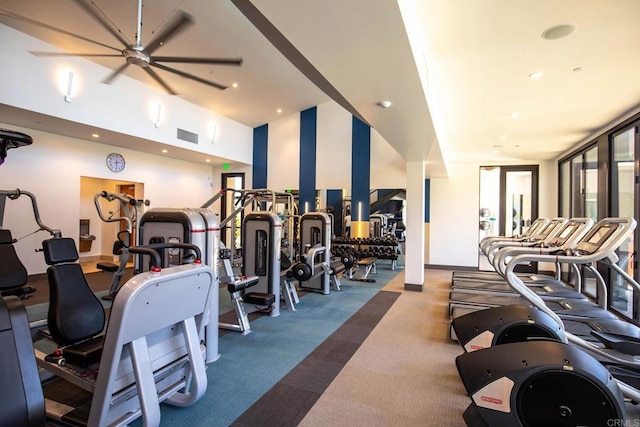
[79,177,145,265]
[478,165,539,271]
[220,172,245,249]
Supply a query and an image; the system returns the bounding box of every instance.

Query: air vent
[177,128,199,144]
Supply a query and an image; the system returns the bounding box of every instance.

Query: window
[560,144,599,296]
[610,126,638,319]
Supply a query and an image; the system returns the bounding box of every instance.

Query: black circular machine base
[517,370,619,426]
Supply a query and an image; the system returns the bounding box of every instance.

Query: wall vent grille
[177,128,199,144]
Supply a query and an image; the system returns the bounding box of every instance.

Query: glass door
[610,126,638,320]
[479,165,539,271]
[221,172,245,249]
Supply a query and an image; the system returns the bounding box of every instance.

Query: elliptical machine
[93,191,149,299]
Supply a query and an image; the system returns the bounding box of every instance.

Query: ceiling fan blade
[151,56,243,66]
[143,67,177,95]
[30,51,122,58]
[144,11,193,55]
[150,62,227,90]
[70,0,131,48]
[102,63,130,85]
[0,9,122,53]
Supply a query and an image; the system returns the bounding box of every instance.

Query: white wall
[316,102,352,189]
[267,114,300,190]
[429,159,557,267]
[371,128,407,189]
[0,123,218,274]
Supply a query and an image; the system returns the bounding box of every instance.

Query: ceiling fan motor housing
[124,49,150,67]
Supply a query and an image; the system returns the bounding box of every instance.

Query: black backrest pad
[45,241,105,345]
[0,296,46,426]
[42,238,79,265]
[0,230,28,290]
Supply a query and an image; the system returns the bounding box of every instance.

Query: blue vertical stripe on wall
[299,107,317,214]
[326,189,343,236]
[351,116,371,222]
[252,124,268,189]
[424,179,430,223]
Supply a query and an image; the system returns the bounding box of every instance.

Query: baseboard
[423,264,555,277]
[79,255,113,263]
[424,264,478,272]
[404,282,423,292]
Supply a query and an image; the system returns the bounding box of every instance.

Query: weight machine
[287,212,342,294]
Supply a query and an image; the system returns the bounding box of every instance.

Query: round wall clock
[106,152,126,172]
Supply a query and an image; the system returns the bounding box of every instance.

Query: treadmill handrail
[494,217,617,277]
[479,217,550,255]
[486,217,589,265]
[501,218,635,273]
[492,217,594,277]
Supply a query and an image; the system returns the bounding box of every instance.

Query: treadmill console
[546,223,578,246]
[535,220,561,240]
[573,223,617,255]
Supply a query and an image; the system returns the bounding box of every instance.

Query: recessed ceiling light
[205,159,211,163]
[528,72,544,79]
[91,133,99,138]
[509,112,520,119]
[573,67,583,72]
[277,108,282,113]
[162,149,168,153]
[492,145,503,149]
[542,24,577,40]
[499,135,507,140]
[377,100,392,108]
[232,83,238,88]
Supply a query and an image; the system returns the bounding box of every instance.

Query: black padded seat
[0,296,45,426]
[43,238,105,346]
[96,262,118,273]
[330,261,345,276]
[243,292,276,306]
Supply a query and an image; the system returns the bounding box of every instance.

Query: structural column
[405,160,425,291]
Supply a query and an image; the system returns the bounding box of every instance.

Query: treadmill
[450,218,594,298]
[449,218,636,334]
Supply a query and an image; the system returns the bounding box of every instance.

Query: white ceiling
[1,0,639,176]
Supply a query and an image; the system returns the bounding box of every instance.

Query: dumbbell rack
[331,237,400,270]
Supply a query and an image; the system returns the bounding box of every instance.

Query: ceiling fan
[1,0,242,94]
